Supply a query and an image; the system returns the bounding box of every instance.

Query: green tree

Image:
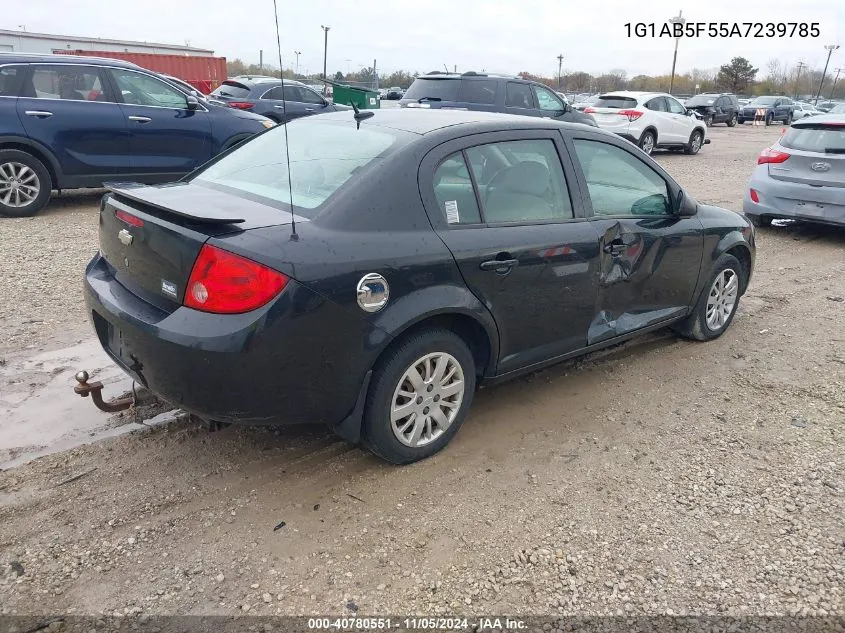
[716,57,758,93]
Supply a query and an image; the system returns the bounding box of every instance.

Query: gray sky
[9,0,843,77]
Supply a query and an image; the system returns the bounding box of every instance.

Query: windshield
[780,123,845,153]
[403,78,460,102]
[686,95,717,106]
[829,105,845,114]
[750,97,777,106]
[191,118,411,217]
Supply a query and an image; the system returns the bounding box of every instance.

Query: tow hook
[73,370,135,413]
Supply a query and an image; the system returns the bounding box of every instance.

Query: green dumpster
[329,82,381,109]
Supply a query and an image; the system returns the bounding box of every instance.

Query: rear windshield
[593,96,638,109]
[780,123,845,153]
[191,119,411,216]
[685,95,717,106]
[750,97,776,106]
[211,81,251,98]
[403,78,461,102]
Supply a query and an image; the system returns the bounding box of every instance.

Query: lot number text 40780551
[624,22,820,38]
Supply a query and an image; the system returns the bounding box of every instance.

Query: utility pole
[373,59,378,91]
[668,10,685,95]
[815,44,840,104]
[294,51,301,76]
[321,25,331,96]
[259,50,263,72]
[794,62,808,98]
[557,54,564,89]
[829,68,843,99]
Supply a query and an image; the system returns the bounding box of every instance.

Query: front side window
[295,87,325,104]
[28,65,106,101]
[110,70,188,108]
[432,152,482,225]
[573,139,671,217]
[505,82,534,109]
[466,139,573,224]
[533,85,564,111]
[666,97,687,114]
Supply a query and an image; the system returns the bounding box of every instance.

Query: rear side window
[456,79,497,105]
[27,65,106,101]
[780,124,845,153]
[212,81,251,99]
[402,78,460,102]
[0,66,23,97]
[505,83,534,109]
[645,97,667,112]
[594,96,638,109]
[192,119,408,216]
[432,153,482,225]
[573,140,670,217]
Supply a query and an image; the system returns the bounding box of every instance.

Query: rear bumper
[743,166,845,225]
[84,254,377,426]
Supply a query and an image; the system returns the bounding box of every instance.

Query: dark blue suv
[0,54,274,216]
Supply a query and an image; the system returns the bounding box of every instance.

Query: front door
[421,131,602,374]
[106,68,212,178]
[16,63,130,179]
[665,95,694,144]
[567,134,704,344]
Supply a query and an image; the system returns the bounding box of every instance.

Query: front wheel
[0,149,52,217]
[785,112,793,125]
[638,130,656,155]
[362,329,476,464]
[727,114,738,127]
[765,113,774,126]
[674,254,745,342]
[704,114,713,127]
[684,129,703,155]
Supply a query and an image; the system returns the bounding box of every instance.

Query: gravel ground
[0,124,843,621]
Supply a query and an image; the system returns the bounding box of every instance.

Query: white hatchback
[585,91,708,156]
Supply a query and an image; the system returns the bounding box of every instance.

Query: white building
[0,28,213,56]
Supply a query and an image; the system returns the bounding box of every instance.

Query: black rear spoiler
[105,182,246,225]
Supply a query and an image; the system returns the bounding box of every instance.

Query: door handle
[603,239,627,255]
[25,110,53,118]
[128,116,151,123]
[305,108,315,112]
[479,258,519,272]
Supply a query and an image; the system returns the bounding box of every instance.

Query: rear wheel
[765,113,774,126]
[684,129,703,155]
[638,130,656,155]
[675,254,745,342]
[0,150,52,217]
[362,329,476,464]
[704,114,713,127]
[727,113,738,127]
[785,112,793,125]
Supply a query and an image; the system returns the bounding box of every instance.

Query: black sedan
[208,77,351,123]
[85,110,755,464]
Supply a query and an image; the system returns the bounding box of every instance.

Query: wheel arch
[0,137,61,189]
[640,126,658,143]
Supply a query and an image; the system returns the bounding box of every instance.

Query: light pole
[557,54,564,89]
[794,62,807,99]
[321,25,331,95]
[294,51,301,76]
[829,67,843,99]
[815,44,839,104]
[668,10,685,95]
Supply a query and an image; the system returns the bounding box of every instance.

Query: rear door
[106,68,212,178]
[565,131,704,343]
[421,130,603,373]
[15,63,131,179]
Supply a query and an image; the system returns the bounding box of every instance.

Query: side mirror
[674,188,698,216]
[186,95,200,110]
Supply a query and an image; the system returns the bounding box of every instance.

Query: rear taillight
[749,189,760,203]
[757,147,790,165]
[115,209,144,227]
[618,109,643,122]
[228,101,255,110]
[583,106,596,113]
[184,244,289,314]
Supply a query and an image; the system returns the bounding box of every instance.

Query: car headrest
[498,161,550,197]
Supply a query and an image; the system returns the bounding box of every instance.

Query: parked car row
[0,53,275,217]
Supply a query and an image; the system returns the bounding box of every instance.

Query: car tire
[0,149,52,217]
[684,129,704,155]
[362,328,476,465]
[765,113,774,126]
[737,118,745,124]
[785,112,793,125]
[674,253,746,342]
[747,214,772,228]
[638,130,656,155]
[704,114,713,127]
[727,114,738,127]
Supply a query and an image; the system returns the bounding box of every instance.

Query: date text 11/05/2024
[625,22,820,38]
[306,617,527,630]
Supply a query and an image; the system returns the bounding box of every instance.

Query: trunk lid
[99,182,298,310]
[770,122,845,187]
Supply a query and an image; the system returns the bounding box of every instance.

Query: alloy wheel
[640,133,655,154]
[706,268,739,331]
[0,162,40,208]
[691,133,702,153]
[390,352,465,448]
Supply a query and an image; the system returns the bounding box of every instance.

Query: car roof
[598,91,667,99]
[312,108,592,135]
[0,52,140,69]
[792,113,845,125]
